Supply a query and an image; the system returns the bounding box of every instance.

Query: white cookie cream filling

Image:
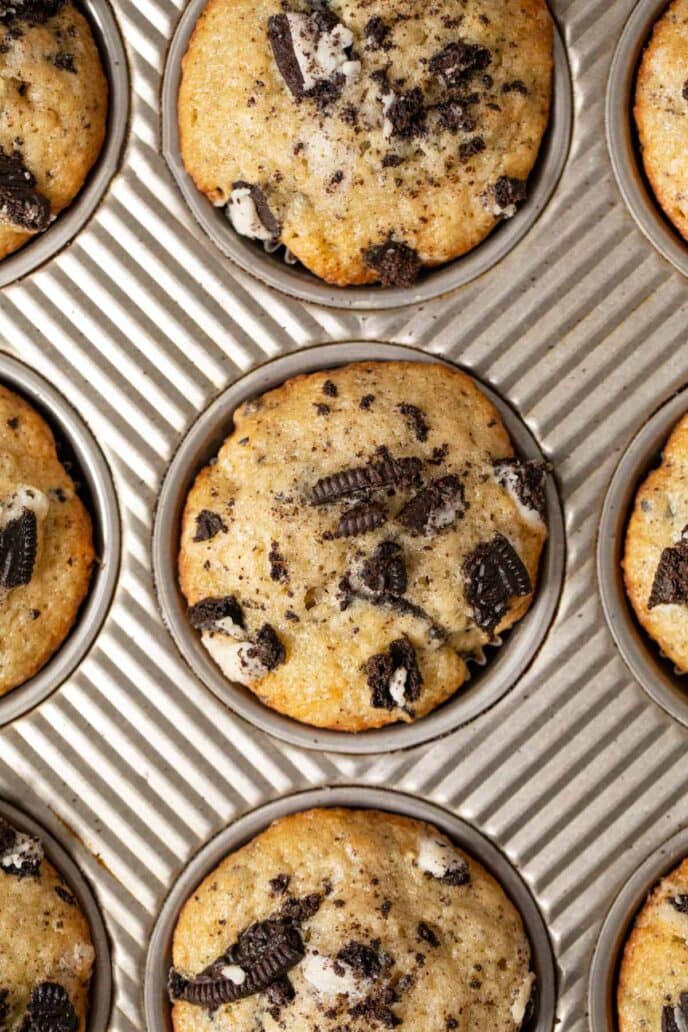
[492,201,518,219]
[511,972,535,1025]
[388,666,408,708]
[227,188,274,242]
[302,951,367,1000]
[202,632,271,686]
[220,964,247,985]
[493,465,545,529]
[382,92,395,139]
[0,829,43,874]
[417,837,466,880]
[286,13,360,91]
[0,484,49,528]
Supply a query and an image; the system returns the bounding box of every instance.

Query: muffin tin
[161,1,573,310]
[2,0,688,1031]
[0,0,129,290]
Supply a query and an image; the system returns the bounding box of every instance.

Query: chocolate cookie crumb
[398,402,429,442]
[0,148,50,232]
[188,595,245,631]
[398,475,466,536]
[193,509,227,542]
[363,240,421,287]
[649,528,688,608]
[360,540,407,595]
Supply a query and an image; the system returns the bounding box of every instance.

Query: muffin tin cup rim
[596,384,688,729]
[0,797,113,1032]
[588,823,688,1032]
[160,2,572,311]
[0,0,130,289]
[144,784,557,1032]
[152,340,565,756]
[0,349,121,727]
[606,0,688,278]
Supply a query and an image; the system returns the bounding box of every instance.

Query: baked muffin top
[635,0,688,242]
[624,413,688,673]
[169,807,535,1032]
[0,815,94,1032]
[178,0,553,286]
[179,361,549,732]
[0,0,108,260]
[618,857,688,1032]
[0,384,94,696]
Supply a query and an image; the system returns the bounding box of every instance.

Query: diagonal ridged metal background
[1,1,688,1029]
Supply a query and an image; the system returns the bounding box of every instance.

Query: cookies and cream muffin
[178,361,549,732]
[0,0,108,260]
[178,0,553,287]
[0,814,95,1032]
[624,413,688,672]
[168,807,535,1032]
[618,857,688,1031]
[0,384,94,695]
[635,0,688,241]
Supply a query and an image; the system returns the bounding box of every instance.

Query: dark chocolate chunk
[0,508,37,589]
[493,175,527,216]
[336,501,387,538]
[268,541,289,583]
[398,402,429,442]
[0,149,50,231]
[463,534,531,634]
[671,895,688,914]
[429,40,491,88]
[360,540,407,595]
[385,87,426,138]
[363,635,422,710]
[363,240,421,287]
[246,624,285,671]
[649,528,688,608]
[19,983,77,1032]
[53,51,75,73]
[232,180,281,240]
[169,919,305,1008]
[193,509,227,542]
[398,475,465,536]
[459,135,485,161]
[188,595,245,631]
[493,458,548,520]
[364,15,390,50]
[662,995,688,1032]
[417,922,439,947]
[0,0,64,21]
[436,99,477,133]
[312,448,422,504]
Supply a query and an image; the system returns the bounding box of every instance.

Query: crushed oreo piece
[502,79,528,95]
[193,510,227,543]
[398,475,466,536]
[671,895,688,914]
[429,40,491,88]
[0,989,8,1028]
[246,624,285,671]
[0,507,37,588]
[0,0,64,21]
[662,994,688,1032]
[229,180,281,241]
[360,540,407,595]
[683,79,688,102]
[363,240,421,287]
[267,14,305,97]
[268,541,289,583]
[649,527,688,608]
[463,534,531,634]
[322,379,338,397]
[360,394,375,409]
[280,892,322,924]
[364,15,390,50]
[0,149,50,232]
[417,922,439,947]
[267,11,357,106]
[436,99,477,133]
[337,941,386,979]
[382,153,403,168]
[263,975,295,1019]
[385,87,426,138]
[19,983,77,1032]
[270,873,291,895]
[312,447,422,504]
[53,51,75,73]
[54,885,76,906]
[459,135,485,161]
[336,501,387,538]
[364,635,422,710]
[0,819,42,879]
[349,985,401,1027]
[494,458,548,520]
[398,402,429,442]
[188,595,245,632]
[492,176,527,218]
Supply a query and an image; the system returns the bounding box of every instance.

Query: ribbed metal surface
[0,1,686,1030]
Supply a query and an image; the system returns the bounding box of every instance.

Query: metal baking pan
[598,386,688,729]
[606,0,688,278]
[144,786,556,1032]
[0,350,120,728]
[161,2,573,310]
[0,0,130,290]
[153,341,565,754]
[0,796,112,1032]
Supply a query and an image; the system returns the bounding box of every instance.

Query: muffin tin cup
[0,0,129,289]
[0,797,112,1032]
[606,0,688,278]
[152,340,565,755]
[0,350,121,727]
[588,824,688,1032]
[144,785,557,1032]
[160,4,572,310]
[597,386,688,729]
